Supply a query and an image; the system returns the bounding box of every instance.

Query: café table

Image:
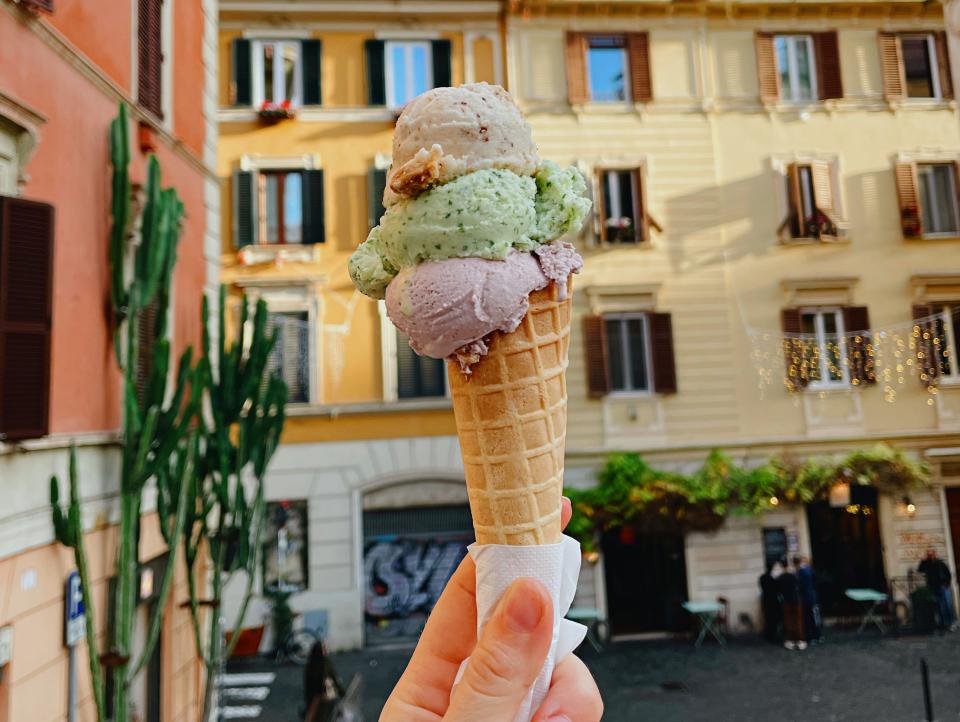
[845,588,888,634]
[681,600,726,647]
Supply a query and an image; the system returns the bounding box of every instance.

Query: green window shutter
[368,167,387,230]
[301,39,322,106]
[431,39,453,88]
[233,38,252,106]
[233,170,256,247]
[365,39,386,106]
[302,169,325,244]
[396,331,445,398]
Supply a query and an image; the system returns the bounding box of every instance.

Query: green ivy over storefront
[565,444,932,552]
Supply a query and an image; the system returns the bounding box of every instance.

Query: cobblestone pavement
[230,630,960,721]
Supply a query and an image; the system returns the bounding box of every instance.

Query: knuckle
[466,638,522,695]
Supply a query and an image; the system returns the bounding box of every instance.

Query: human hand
[380,497,603,722]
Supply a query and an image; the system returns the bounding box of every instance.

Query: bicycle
[276,623,321,665]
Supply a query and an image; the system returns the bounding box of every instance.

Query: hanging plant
[565,444,931,552]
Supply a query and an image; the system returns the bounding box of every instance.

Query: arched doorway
[362,479,472,647]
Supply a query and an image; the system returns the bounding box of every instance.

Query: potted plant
[258,99,295,123]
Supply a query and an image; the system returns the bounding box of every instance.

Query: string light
[744,308,960,404]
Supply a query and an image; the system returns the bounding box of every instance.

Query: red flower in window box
[258,101,296,123]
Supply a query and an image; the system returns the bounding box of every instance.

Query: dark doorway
[602,528,688,635]
[807,487,886,616]
[946,488,960,587]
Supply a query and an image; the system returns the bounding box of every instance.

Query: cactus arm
[129,434,195,682]
[223,483,265,660]
[64,447,107,722]
[109,104,130,319]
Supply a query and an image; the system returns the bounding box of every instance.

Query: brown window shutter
[785,162,802,237]
[811,160,837,222]
[565,32,589,105]
[913,303,941,385]
[894,162,923,238]
[936,31,954,100]
[137,0,163,118]
[755,32,780,104]
[582,315,609,398]
[781,308,808,391]
[627,33,653,102]
[878,32,905,101]
[0,197,54,441]
[815,31,844,100]
[635,165,661,242]
[648,312,677,394]
[842,306,875,386]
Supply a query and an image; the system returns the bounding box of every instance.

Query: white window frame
[585,38,631,103]
[251,40,304,107]
[775,34,818,103]
[801,307,850,390]
[938,304,960,383]
[604,313,653,396]
[917,163,960,238]
[902,33,943,100]
[599,168,642,243]
[385,41,433,109]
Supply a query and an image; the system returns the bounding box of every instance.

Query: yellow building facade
[217,0,506,650]
[509,0,960,635]
[219,0,960,647]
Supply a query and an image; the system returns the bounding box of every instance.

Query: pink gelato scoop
[385,243,582,369]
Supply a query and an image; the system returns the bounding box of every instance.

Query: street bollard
[921,657,934,722]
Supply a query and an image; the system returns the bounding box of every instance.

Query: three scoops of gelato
[349,82,591,372]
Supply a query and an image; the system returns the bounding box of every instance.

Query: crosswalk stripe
[223,686,271,701]
[222,706,262,719]
[218,673,276,686]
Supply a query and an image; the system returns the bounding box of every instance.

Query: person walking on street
[759,560,784,643]
[779,558,806,650]
[794,555,822,643]
[303,640,345,722]
[918,549,956,632]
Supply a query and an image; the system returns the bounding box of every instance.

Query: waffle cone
[448,279,572,546]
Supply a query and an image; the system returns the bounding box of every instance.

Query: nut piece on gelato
[348,227,397,300]
[386,83,539,205]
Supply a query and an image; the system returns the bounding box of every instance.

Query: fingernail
[504,582,545,633]
[547,715,571,722]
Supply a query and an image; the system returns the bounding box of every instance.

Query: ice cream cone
[448,279,573,546]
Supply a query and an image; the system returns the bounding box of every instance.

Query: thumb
[445,578,553,722]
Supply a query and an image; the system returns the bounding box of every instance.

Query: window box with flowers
[258,100,296,123]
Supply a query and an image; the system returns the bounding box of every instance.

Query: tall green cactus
[183,286,287,722]
[50,103,199,722]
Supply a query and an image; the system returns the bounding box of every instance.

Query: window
[756,31,842,104]
[879,32,952,102]
[775,35,817,102]
[266,311,310,403]
[386,41,433,108]
[565,32,651,105]
[902,34,939,98]
[933,304,960,381]
[800,309,848,388]
[263,500,309,592]
[261,171,303,244]
[253,40,302,107]
[605,315,651,393]
[782,161,839,241]
[234,168,324,247]
[397,330,446,399]
[917,163,959,236]
[597,168,651,243]
[587,36,628,102]
[583,312,676,397]
[137,0,164,118]
[0,121,19,195]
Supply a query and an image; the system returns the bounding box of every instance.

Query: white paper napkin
[452,535,587,722]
